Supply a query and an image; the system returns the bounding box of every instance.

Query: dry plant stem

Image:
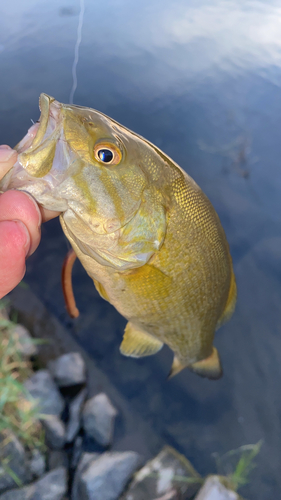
[62,248,79,318]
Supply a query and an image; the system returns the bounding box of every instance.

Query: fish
[0,93,237,379]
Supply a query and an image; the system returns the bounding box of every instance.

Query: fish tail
[189,347,223,380]
[168,347,222,380]
[168,356,185,379]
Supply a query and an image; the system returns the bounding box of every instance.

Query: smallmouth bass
[1,94,236,378]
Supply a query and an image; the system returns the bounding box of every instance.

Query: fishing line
[69,0,85,104]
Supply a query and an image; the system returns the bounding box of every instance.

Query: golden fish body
[1,94,236,378]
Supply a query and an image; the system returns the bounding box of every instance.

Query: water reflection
[2,1,281,77]
[1,0,281,498]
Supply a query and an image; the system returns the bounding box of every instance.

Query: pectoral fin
[93,279,110,302]
[189,347,222,380]
[120,322,163,358]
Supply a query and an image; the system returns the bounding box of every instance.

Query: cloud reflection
[156,1,281,72]
[1,0,281,85]
[79,0,281,85]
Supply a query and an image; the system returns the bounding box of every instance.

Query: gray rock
[71,436,83,469]
[195,476,239,500]
[66,388,87,443]
[48,353,86,387]
[0,432,32,493]
[48,451,69,471]
[152,491,180,500]
[71,453,100,500]
[121,446,201,500]
[0,466,67,500]
[11,324,38,357]
[82,393,118,446]
[28,448,46,479]
[42,416,66,450]
[72,451,140,500]
[24,370,64,416]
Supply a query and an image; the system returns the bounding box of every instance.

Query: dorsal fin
[120,322,163,358]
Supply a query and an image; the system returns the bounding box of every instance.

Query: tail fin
[189,347,222,380]
[168,347,222,380]
[168,356,185,379]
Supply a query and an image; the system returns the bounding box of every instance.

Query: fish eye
[94,143,122,165]
[98,149,113,162]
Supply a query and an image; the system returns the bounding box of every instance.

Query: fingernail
[0,146,17,162]
[13,220,31,257]
[21,191,42,228]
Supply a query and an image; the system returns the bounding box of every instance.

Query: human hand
[0,145,60,299]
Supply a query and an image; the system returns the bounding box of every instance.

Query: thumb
[0,145,18,179]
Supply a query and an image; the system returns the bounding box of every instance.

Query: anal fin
[189,347,222,380]
[120,322,163,358]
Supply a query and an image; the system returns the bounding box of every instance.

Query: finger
[0,220,30,299]
[0,145,18,179]
[0,191,41,256]
[0,145,61,222]
[40,206,61,223]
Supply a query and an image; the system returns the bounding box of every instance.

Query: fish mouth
[0,93,69,211]
[15,93,61,155]
[2,95,145,237]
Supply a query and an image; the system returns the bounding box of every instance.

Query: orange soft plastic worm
[61,248,79,318]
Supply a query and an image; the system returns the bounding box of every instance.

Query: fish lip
[15,93,60,155]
